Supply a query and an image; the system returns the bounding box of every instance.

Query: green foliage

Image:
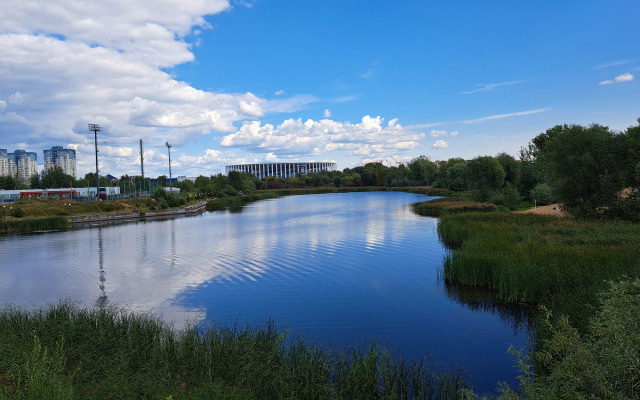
[40,166,75,189]
[0,175,18,190]
[539,124,627,217]
[0,302,470,399]
[489,183,521,210]
[11,206,24,218]
[2,335,74,399]
[529,183,555,206]
[502,279,640,399]
[496,153,520,188]
[408,156,438,185]
[438,212,640,328]
[0,216,68,232]
[466,156,506,201]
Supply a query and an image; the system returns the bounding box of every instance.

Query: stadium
[225,162,337,179]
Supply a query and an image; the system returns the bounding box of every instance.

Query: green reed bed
[0,302,469,399]
[0,216,69,233]
[438,212,640,325]
[414,198,498,216]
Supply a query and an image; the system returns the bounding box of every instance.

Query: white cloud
[324,109,331,118]
[0,0,322,177]
[599,73,634,85]
[594,60,634,69]
[429,129,458,138]
[463,108,550,124]
[432,140,448,149]
[462,80,524,94]
[220,115,426,162]
[275,90,285,96]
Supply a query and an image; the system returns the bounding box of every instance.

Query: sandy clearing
[516,203,569,217]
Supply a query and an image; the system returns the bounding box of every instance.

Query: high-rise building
[11,150,38,184]
[44,146,77,178]
[0,149,9,177]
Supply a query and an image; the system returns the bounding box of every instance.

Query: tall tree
[466,156,506,201]
[541,124,627,216]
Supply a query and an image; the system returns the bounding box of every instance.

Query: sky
[0,0,639,179]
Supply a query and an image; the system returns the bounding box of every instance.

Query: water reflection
[96,228,107,308]
[0,192,530,394]
[443,281,535,335]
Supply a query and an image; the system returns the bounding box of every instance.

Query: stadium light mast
[88,123,102,200]
[140,139,144,196]
[165,141,172,192]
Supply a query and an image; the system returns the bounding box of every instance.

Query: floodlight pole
[89,124,102,200]
[165,142,172,192]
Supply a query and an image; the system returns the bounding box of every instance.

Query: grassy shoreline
[0,302,468,399]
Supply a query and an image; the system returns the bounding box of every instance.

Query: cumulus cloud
[429,129,458,138]
[324,109,331,118]
[221,115,425,161]
[0,0,315,177]
[432,140,448,149]
[599,73,634,85]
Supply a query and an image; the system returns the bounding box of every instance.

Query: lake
[0,191,529,395]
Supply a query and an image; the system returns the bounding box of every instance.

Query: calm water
[0,192,528,394]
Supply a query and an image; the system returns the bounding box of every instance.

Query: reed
[438,212,640,326]
[0,216,69,233]
[0,302,471,399]
[413,198,498,216]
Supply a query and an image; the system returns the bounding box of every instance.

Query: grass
[437,212,640,328]
[0,216,69,233]
[0,302,470,399]
[413,198,498,216]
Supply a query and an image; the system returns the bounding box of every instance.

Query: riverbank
[0,301,467,399]
[1,186,452,233]
[438,211,640,398]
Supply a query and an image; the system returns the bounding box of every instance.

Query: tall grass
[413,198,498,216]
[0,216,69,233]
[0,302,470,399]
[438,212,640,326]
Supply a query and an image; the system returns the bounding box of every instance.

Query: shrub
[529,183,555,206]
[506,278,640,399]
[11,206,24,218]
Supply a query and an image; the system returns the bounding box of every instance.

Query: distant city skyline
[1,1,638,178]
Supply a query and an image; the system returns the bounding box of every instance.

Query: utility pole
[89,124,102,200]
[165,142,172,192]
[139,139,144,196]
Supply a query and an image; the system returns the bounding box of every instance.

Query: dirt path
[516,203,569,217]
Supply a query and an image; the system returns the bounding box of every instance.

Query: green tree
[446,158,468,191]
[408,157,437,185]
[541,124,627,217]
[496,152,520,189]
[41,166,75,189]
[0,175,18,190]
[29,172,40,189]
[466,156,506,201]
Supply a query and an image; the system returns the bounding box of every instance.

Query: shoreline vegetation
[3,185,640,397]
[0,301,468,399]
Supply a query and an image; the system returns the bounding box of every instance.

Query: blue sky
[0,0,638,178]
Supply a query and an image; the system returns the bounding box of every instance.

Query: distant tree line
[6,118,639,221]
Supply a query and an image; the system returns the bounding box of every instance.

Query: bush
[507,278,640,399]
[490,183,521,210]
[11,206,24,218]
[529,183,555,206]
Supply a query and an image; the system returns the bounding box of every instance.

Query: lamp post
[10,206,12,221]
[165,142,172,193]
[89,123,102,200]
[2,205,5,222]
